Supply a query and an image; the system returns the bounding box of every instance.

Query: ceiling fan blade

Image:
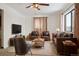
[38,3,49,6]
[26,5,31,8]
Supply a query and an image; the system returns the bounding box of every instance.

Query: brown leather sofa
[52,32,74,45]
[41,31,50,41]
[52,32,78,55]
[56,37,78,55]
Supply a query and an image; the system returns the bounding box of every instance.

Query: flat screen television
[12,24,21,34]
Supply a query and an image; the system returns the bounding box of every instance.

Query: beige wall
[47,12,61,39]
[47,12,61,33]
[0,4,26,48]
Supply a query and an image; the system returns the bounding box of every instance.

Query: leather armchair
[14,36,32,55]
[41,31,50,41]
[29,31,39,40]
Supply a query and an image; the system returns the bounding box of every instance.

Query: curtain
[33,17,47,33]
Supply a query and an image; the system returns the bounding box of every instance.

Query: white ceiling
[6,3,73,16]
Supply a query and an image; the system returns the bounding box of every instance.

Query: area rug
[7,41,57,56]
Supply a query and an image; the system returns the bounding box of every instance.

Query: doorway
[0,9,3,48]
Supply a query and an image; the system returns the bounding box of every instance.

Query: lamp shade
[56,28,60,32]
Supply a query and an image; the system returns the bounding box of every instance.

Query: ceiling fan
[26,3,49,10]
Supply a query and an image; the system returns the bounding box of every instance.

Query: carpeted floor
[0,41,57,56]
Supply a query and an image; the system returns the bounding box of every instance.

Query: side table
[9,38,14,46]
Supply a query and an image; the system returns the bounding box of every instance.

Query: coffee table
[32,38,44,48]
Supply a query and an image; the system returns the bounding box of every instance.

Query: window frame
[64,9,74,32]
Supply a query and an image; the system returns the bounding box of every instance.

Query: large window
[65,10,74,32]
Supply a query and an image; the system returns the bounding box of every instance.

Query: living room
[0,3,79,56]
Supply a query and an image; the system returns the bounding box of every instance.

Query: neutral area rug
[0,41,57,56]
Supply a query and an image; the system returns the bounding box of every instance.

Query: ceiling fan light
[35,4,39,7]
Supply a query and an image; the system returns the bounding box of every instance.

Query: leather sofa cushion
[59,32,73,37]
[43,31,49,36]
[31,31,39,36]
